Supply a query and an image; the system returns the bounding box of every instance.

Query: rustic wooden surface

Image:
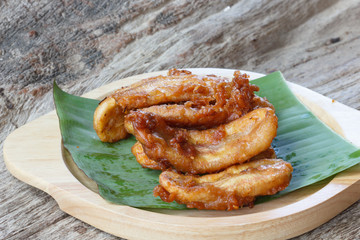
[0,0,359,239]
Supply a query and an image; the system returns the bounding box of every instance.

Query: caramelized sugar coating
[93,68,292,210]
[154,159,293,210]
[125,96,274,134]
[131,141,169,171]
[126,108,278,174]
[137,71,259,129]
[94,69,258,142]
[132,140,276,171]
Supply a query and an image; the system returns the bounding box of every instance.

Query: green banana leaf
[53,71,360,209]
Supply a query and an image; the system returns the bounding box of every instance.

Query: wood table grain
[1,0,359,239]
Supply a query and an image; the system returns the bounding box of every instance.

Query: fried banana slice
[126,107,278,174]
[94,97,129,142]
[124,96,273,134]
[131,141,169,171]
[125,96,274,131]
[132,104,232,130]
[132,140,276,171]
[154,158,293,210]
[94,69,257,142]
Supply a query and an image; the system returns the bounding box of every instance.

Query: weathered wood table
[1,0,359,239]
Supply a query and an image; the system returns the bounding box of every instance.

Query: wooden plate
[4,69,360,240]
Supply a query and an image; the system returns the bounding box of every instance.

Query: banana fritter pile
[93,69,293,210]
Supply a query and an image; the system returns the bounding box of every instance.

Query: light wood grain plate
[4,69,360,240]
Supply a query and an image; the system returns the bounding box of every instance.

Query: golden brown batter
[154,159,293,210]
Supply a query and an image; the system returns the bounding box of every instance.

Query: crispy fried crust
[154,159,293,210]
[124,96,273,135]
[94,69,229,142]
[132,140,276,171]
[131,141,169,171]
[126,108,278,174]
[94,69,258,142]
[130,84,265,130]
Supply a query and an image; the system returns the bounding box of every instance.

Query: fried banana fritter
[131,141,169,171]
[124,96,274,135]
[154,159,293,210]
[132,140,276,171]
[127,96,272,130]
[94,69,258,142]
[93,69,292,210]
[126,108,278,174]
